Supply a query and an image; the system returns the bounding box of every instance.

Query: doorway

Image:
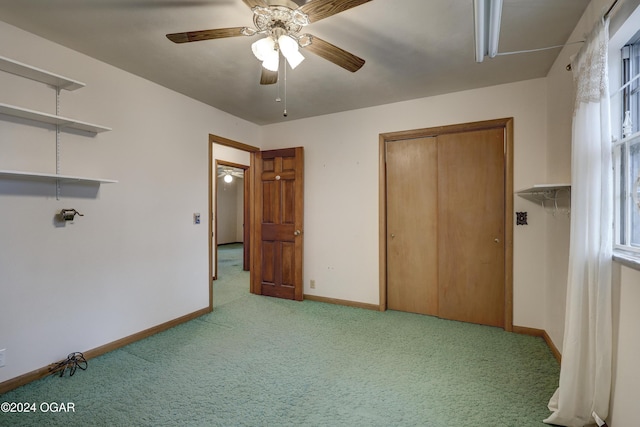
[378,118,514,330]
[215,161,249,279]
[208,134,259,311]
[208,135,306,310]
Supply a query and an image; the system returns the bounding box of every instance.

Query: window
[614,35,640,257]
[622,38,640,133]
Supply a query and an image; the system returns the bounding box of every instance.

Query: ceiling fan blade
[242,0,269,9]
[304,35,365,72]
[260,67,278,85]
[166,27,246,43]
[299,0,372,23]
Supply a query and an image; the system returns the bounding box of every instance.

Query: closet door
[437,128,505,327]
[386,137,439,315]
[385,125,506,328]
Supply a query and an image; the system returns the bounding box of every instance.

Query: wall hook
[59,209,84,221]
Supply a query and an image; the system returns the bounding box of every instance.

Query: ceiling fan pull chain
[276,54,282,103]
[283,58,288,117]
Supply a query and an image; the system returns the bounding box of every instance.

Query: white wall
[262,79,549,328]
[216,175,244,244]
[610,264,640,426]
[0,20,261,383]
[236,177,244,242]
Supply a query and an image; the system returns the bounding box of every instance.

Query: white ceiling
[0,0,590,125]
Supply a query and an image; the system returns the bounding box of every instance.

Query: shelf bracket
[538,189,571,216]
[516,185,571,217]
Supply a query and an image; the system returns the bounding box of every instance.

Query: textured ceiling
[0,0,590,125]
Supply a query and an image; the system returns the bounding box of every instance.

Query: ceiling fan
[218,167,244,183]
[166,0,370,85]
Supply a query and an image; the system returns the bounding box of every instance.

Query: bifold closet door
[386,137,438,316]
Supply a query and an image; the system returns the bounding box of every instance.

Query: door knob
[294,230,301,236]
[391,234,396,238]
[494,238,500,243]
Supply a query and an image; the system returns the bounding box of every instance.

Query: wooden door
[251,147,304,301]
[386,137,439,315]
[437,128,505,327]
[384,124,507,328]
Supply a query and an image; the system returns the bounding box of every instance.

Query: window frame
[613,133,640,257]
[613,24,640,268]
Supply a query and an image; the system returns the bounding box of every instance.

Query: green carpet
[0,244,559,426]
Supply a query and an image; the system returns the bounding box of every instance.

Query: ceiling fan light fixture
[251,36,275,61]
[252,36,280,71]
[279,35,305,69]
[263,50,280,72]
[166,0,371,86]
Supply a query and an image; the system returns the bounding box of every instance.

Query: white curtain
[544,17,613,427]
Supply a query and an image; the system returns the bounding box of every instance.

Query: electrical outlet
[0,349,6,367]
[310,279,316,289]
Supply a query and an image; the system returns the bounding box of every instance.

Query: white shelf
[516,184,571,215]
[0,55,116,196]
[0,55,85,91]
[0,169,117,184]
[516,184,571,202]
[0,102,111,133]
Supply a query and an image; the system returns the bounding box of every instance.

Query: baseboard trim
[0,307,211,395]
[304,294,381,311]
[513,325,562,363]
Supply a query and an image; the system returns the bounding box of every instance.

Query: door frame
[208,134,259,311]
[378,118,514,331]
[214,159,250,279]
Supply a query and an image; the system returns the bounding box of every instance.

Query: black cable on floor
[49,352,87,377]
